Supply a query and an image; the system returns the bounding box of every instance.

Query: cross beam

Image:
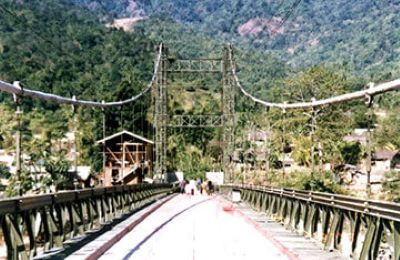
[165,59,222,73]
[168,115,223,128]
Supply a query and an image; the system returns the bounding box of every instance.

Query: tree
[340,141,362,165]
[0,164,11,179]
[0,104,15,150]
[373,109,400,150]
[44,151,72,191]
[291,135,312,166]
[381,171,400,202]
[271,66,354,171]
[5,167,34,197]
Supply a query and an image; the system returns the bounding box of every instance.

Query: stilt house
[97,130,153,186]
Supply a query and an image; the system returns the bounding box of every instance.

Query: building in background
[97,130,153,186]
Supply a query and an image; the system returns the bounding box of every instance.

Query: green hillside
[80,0,400,77]
[0,0,154,130]
[0,0,157,185]
[0,0,279,182]
[1,0,400,195]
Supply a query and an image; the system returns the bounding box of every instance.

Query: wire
[228,45,400,110]
[270,0,303,35]
[120,105,124,131]
[0,44,163,108]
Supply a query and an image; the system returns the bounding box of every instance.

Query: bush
[381,171,400,202]
[340,141,363,165]
[5,169,33,197]
[281,171,348,194]
[0,164,11,179]
[45,153,73,191]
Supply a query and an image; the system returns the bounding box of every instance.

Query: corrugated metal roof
[96,130,154,145]
[373,150,399,161]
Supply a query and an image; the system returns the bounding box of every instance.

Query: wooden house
[373,150,400,171]
[97,130,153,186]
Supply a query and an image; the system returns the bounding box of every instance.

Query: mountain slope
[0,0,153,110]
[80,0,400,77]
[0,0,157,150]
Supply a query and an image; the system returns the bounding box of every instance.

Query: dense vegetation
[78,0,400,78]
[0,0,155,194]
[1,0,400,198]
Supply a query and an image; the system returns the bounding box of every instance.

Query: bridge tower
[152,44,235,183]
[153,45,168,182]
[222,45,236,183]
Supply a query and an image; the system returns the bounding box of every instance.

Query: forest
[0,0,399,201]
[77,0,400,77]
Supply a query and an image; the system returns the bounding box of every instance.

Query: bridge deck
[99,195,290,260]
[69,194,346,260]
[233,201,346,260]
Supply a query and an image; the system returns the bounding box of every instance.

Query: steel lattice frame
[222,46,235,183]
[153,46,168,181]
[152,45,235,182]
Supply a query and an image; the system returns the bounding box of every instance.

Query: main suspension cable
[228,45,400,110]
[0,43,163,108]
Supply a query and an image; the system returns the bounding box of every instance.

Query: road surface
[100,194,292,260]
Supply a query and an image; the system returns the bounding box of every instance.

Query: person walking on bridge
[179,179,186,194]
[207,180,214,195]
[196,178,202,194]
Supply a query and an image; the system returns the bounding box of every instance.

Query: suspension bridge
[0,43,399,259]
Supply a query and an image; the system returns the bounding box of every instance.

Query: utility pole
[72,97,78,174]
[281,105,287,183]
[365,83,374,197]
[14,99,22,176]
[365,110,373,197]
[310,98,316,178]
[102,101,106,178]
[318,141,323,172]
[72,96,79,189]
[13,82,22,195]
[265,110,270,183]
[14,95,22,196]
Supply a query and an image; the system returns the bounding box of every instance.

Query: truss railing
[220,184,400,259]
[0,183,175,259]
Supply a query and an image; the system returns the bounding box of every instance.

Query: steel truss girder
[166,59,222,73]
[168,115,223,128]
